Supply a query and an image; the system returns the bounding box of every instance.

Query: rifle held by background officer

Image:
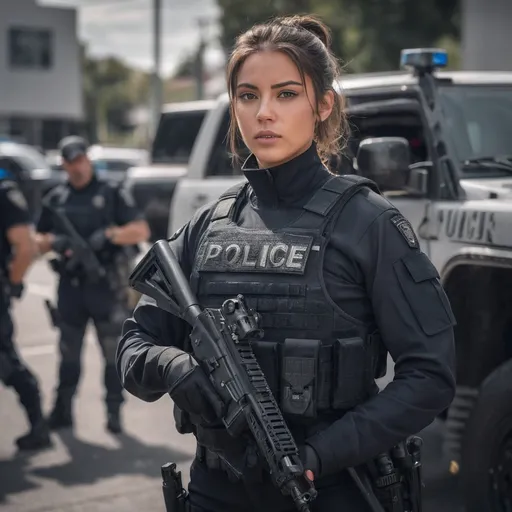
[44,202,106,283]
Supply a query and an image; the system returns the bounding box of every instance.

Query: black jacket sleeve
[0,181,31,229]
[116,203,214,402]
[306,193,457,476]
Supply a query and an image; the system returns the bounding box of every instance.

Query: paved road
[0,261,464,511]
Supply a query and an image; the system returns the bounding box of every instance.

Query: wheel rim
[490,430,512,511]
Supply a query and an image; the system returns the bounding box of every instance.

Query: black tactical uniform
[0,172,51,451]
[117,143,456,511]
[36,150,143,434]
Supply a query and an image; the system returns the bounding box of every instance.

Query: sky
[39,0,225,76]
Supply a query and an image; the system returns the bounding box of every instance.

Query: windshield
[151,110,206,164]
[439,84,512,174]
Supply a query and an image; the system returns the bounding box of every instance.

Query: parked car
[0,141,52,219]
[45,144,149,190]
[125,99,215,242]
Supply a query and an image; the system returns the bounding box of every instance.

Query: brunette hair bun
[275,14,332,49]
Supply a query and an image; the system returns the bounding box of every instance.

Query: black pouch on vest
[251,341,280,400]
[280,338,320,418]
[332,337,370,409]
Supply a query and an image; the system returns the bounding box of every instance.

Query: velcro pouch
[332,337,371,409]
[280,338,321,418]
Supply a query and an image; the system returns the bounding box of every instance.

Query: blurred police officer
[0,168,51,451]
[35,136,150,434]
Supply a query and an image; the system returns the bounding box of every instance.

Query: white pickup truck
[168,49,512,512]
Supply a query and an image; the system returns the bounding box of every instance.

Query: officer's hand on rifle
[88,228,111,252]
[160,347,225,425]
[300,444,321,482]
[51,234,72,256]
[9,282,24,299]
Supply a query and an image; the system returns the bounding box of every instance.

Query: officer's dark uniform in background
[117,143,457,511]
[37,141,144,434]
[0,172,51,451]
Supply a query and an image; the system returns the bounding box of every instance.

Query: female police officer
[116,14,456,512]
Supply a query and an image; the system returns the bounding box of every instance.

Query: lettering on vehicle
[197,232,314,274]
[438,209,495,244]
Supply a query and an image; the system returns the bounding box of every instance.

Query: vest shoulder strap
[210,181,249,222]
[302,174,380,217]
[47,184,70,208]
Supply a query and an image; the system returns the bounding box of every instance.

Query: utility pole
[150,0,163,141]
[195,17,208,100]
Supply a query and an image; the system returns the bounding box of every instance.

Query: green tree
[82,53,151,143]
[216,0,460,73]
[342,0,460,72]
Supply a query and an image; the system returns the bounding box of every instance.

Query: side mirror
[406,162,431,196]
[355,137,412,191]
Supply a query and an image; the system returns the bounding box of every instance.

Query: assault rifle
[129,240,317,512]
[45,202,106,283]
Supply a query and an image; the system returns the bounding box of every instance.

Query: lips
[255,131,281,139]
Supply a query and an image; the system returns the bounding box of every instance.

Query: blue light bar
[400,48,448,72]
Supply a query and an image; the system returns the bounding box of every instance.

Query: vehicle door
[344,97,434,254]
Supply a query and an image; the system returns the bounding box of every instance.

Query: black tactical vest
[190,175,386,424]
[48,180,130,268]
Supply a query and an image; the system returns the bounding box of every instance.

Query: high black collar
[241,143,331,208]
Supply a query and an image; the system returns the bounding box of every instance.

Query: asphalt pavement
[0,261,464,511]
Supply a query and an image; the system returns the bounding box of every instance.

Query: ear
[318,90,335,122]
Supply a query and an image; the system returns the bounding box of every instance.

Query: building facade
[0,0,84,150]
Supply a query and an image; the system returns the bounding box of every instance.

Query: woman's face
[234,50,333,169]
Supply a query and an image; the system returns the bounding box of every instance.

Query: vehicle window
[151,110,206,164]
[439,85,512,165]
[206,109,250,178]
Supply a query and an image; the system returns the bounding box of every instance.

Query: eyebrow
[236,80,303,90]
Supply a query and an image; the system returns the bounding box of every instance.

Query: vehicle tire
[460,358,512,512]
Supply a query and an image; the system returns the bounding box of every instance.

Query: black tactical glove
[159,347,225,425]
[300,443,321,478]
[88,228,110,252]
[51,235,72,255]
[9,282,24,299]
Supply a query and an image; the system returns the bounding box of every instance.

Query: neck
[242,143,331,208]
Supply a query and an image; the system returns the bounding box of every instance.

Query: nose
[256,97,275,122]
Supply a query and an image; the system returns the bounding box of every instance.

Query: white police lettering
[438,209,495,244]
[200,234,314,274]
[269,244,287,267]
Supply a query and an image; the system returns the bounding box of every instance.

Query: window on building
[8,27,53,70]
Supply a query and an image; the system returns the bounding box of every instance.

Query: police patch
[7,188,28,210]
[92,195,105,209]
[197,232,314,275]
[391,214,419,249]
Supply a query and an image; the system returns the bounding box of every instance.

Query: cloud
[40,0,222,75]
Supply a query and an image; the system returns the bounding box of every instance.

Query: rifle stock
[129,240,318,512]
